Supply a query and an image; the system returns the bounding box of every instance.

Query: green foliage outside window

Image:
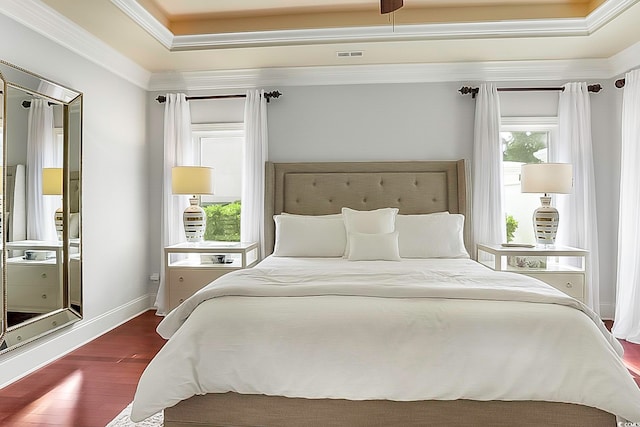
[506,214,519,243]
[204,201,241,241]
[502,132,546,164]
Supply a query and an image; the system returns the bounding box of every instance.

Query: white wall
[268,83,474,162]
[0,14,150,386]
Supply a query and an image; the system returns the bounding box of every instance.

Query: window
[193,123,244,242]
[501,117,557,244]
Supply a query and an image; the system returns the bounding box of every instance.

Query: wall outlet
[149,273,160,282]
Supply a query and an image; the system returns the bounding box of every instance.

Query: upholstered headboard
[264,160,469,257]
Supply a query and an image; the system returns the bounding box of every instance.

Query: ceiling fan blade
[380,0,403,14]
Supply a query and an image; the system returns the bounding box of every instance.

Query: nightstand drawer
[525,272,585,302]
[168,268,231,310]
[7,263,62,312]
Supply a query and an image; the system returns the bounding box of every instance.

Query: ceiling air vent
[337,51,363,58]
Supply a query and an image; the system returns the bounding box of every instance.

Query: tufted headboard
[264,160,469,257]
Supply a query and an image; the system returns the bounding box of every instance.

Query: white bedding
[132,257,640,422]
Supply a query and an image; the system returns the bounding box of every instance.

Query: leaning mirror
[0,60,82,353]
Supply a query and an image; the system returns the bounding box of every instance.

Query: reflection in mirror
[0,60,82,353]
[0,76,4,347]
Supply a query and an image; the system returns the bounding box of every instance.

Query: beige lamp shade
[42,167,63,195]
[172,166,214,195]
[521,163,573,194]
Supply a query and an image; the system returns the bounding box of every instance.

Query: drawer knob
[42,294,47,299]
[179,276,184,282]
[565,282,573,288]
[41,273,47,279]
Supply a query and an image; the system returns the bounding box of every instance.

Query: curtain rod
[156,90,282,104]
[22,100,57,108]
[615,78,626,88]
[458,84,602,98]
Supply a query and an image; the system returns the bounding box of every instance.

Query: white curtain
[613,69,640,342]
[555,82,600,314]
[155,93,194,315]
[26,99,58,242]
[471,84,505,257]
[241,90,269,258]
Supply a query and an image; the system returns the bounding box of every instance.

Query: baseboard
[0,294,153,388]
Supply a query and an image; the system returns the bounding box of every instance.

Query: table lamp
[521,163,572,246]
[172,166,214,242]
[42,167,63,241]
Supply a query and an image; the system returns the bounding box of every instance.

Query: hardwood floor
[0,310,165,427]
[0,313,638,426]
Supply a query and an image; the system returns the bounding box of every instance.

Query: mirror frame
[0,60,82,353]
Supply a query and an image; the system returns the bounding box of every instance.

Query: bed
[132,160,640,426]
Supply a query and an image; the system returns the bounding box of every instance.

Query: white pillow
[282,212,342,218]
[347,231,401,261]
[69,212,80,238]
[273,214,346,257]
[342,207,398,255]
[395,213,469,258]
[342,207,398,233]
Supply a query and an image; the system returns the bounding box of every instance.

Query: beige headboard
[264,160,469,257]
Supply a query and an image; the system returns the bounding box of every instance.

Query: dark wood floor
[0,313,638,426]
[0,310,165,427]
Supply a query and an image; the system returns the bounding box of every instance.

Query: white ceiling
[32,0,640,72]
[3,0,639,89]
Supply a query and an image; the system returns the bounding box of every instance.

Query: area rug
[105,403,162,427]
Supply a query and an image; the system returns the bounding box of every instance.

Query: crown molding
[113,0,638,50]
[170,19,588,50]
[586,0,639,32]
[0,0,151,89]
[148,59,614,92]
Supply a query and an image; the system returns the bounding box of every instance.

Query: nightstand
[164,241,259,311]
[476,243,588,303]
[6,240,64,313]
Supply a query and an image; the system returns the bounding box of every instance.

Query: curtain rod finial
[458,86,478,98]
[587,84,602,93]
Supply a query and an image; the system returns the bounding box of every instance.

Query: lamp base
[55,207,63,241]
[183,197,206,242]
[533,196,559,245]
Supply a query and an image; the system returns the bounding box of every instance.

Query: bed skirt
[164,393,616,427]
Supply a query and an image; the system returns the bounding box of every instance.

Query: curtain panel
[155,93,194,315]
[471,83,505,258]
[613,69,640,342]
[241,90,269,258]
[26,99,57,242]
[555,82,601,314]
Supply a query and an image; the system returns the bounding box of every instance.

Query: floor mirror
[0,60,82,353]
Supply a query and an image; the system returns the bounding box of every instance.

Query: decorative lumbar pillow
[395,213,469,258]
[273,214,346,257]
[347,231,401,261]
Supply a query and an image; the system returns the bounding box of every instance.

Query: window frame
[500,116,558,244]
[192,122,244,165]
[191,122,244,242]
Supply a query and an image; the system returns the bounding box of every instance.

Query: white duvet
[131,257,640,422]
